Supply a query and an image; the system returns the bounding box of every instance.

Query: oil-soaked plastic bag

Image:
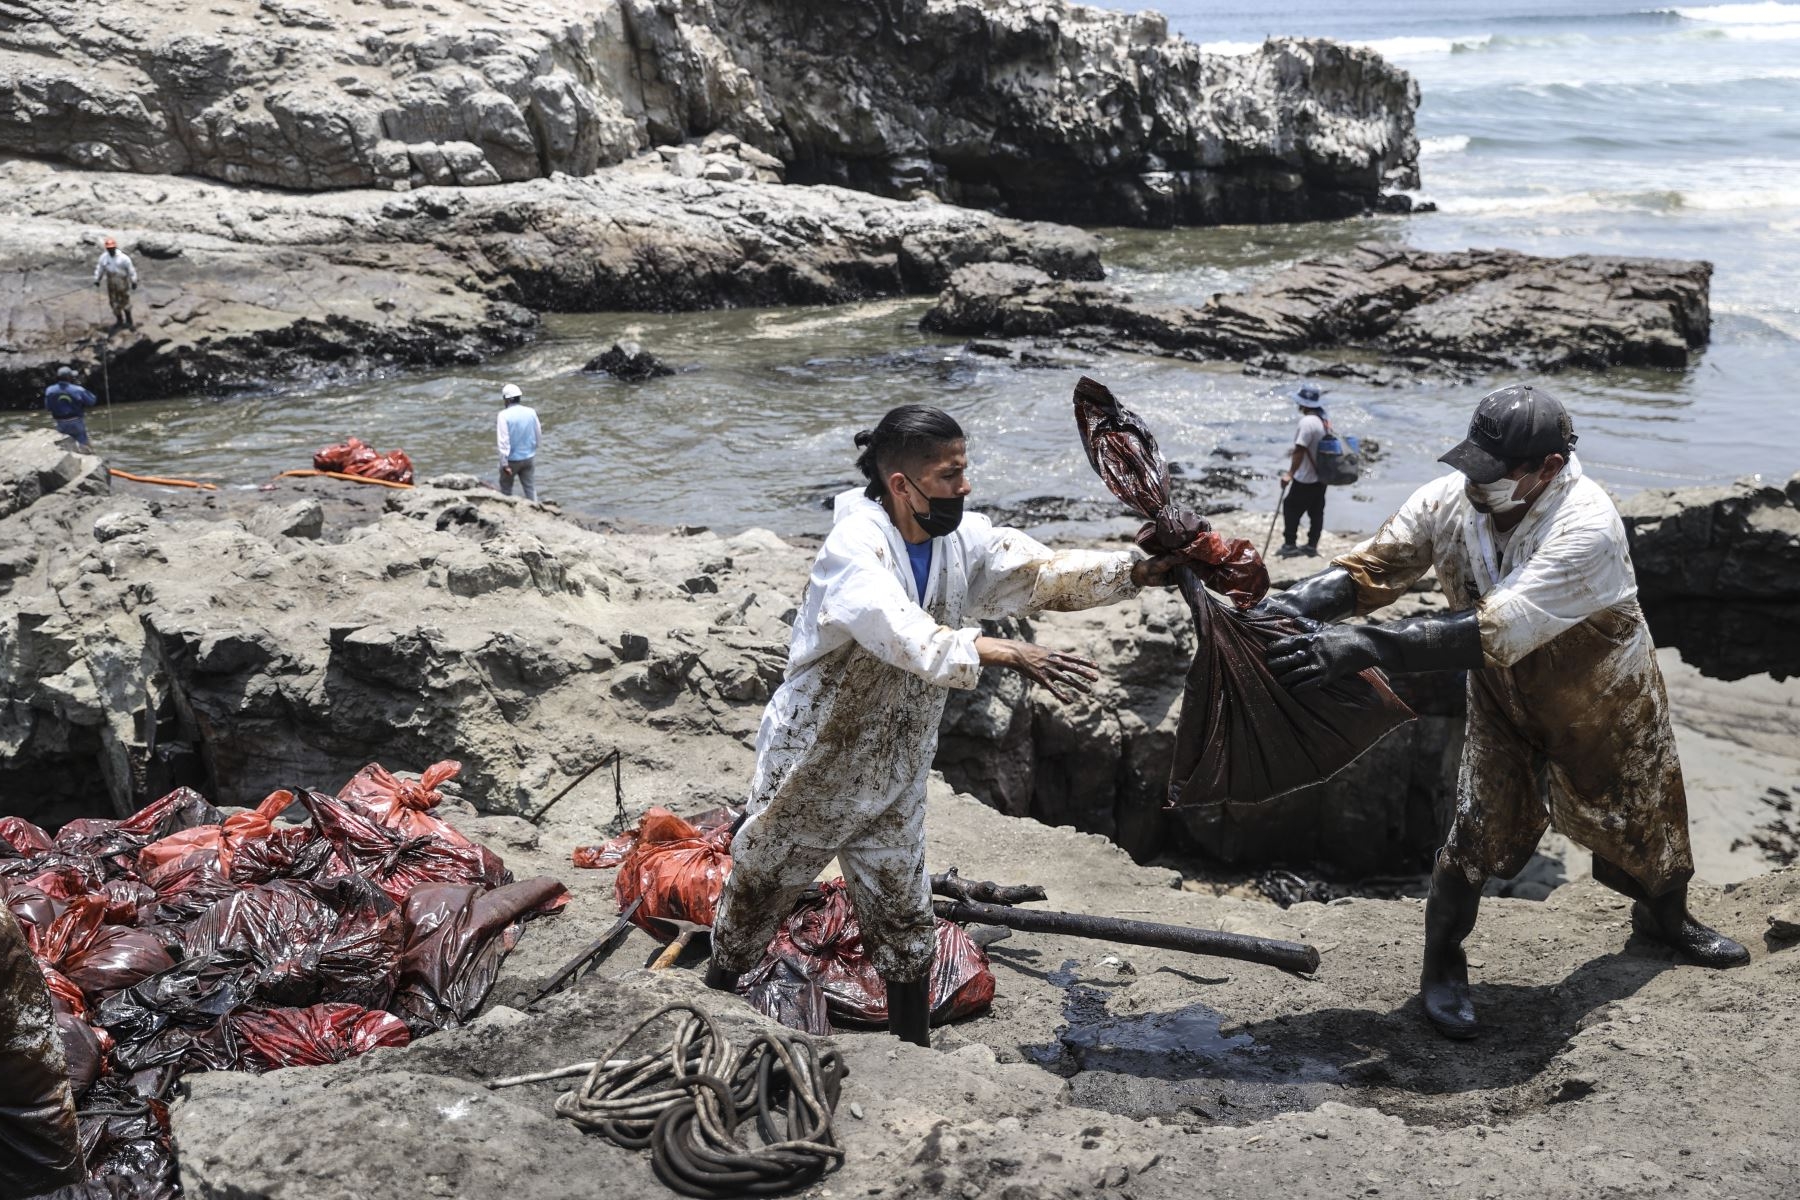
[390,876,569,1033]
[1072,377,1415,807]
[175,876,404,1011]
[313,437,415,484]
[67,1077,176,1200]
[1,907,86,1196]
[337,761,469,844]
[738,880,994,1035]
[24,896,173,1006]
[231,1003,410,1071]
[299,789,508,904]
[1,817,55,857]
[136,789,297,878]
[607,809,733,937]
[572,807,733,870]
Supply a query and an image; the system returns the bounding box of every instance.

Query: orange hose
[109,469,218,491]
[274,469,414,490]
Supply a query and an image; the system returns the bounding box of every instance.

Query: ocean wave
[1198,39,1260,56]
[1419,135,1471,156]
[1431,186,1800,216]
[1661,2,1800,24]
[1351,34,1493,58]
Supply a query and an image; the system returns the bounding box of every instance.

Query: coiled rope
[488,1003,847,1198]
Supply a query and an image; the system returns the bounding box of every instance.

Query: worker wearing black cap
[1258,383,1748,1041]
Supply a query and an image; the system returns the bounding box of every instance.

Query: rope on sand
[108,469,218,491]
[273,468,413,490]
[487,1003,847,1198]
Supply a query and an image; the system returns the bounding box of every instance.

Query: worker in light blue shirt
[44,366,99,452]
[495,382,541,502]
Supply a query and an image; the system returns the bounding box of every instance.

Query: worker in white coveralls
[705,405,1181,1046]
[1261,384,1748,1041]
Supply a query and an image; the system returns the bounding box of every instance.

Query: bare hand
[976,637,1100,703]
[500,464,513,477]
[1131,553,1183,588]
[1279,471,1293,486]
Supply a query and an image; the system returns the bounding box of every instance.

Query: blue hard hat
[1294,383,1323,405]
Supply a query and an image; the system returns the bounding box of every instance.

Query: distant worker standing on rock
[1277,383,1329,558]
[43,366,99,453]
[92,237,139,329]
[705,405,1181,1046]
[1261,384,1748,1040]
[496,382,540,502]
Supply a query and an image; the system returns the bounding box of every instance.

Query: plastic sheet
[231,1003,411,1071]
[1072,376,1415,807]
[391,876,569,1033]
[738,880,994,1035]
[312,437,415,484]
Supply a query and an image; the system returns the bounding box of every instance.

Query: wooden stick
[932,898,1321,974]
[930,867,1047,907]
[649,928,698,971]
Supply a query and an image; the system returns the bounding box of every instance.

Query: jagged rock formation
[1620,473,1800,681]
[0,0,1418,225]
[0,429,802,826]
[923,246,1714,379]
[0,158,1098,406]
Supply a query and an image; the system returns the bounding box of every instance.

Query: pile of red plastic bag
[312,437,415,484]
[0,761,566,1200]
[575,809,993,1036]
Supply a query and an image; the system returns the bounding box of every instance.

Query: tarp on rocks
[0,760,566,1199]
[1072,376,1415,807]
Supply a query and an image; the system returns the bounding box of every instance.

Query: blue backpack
[1313,423,1361,487]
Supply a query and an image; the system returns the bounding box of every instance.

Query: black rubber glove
[1267,609,1483,691]
[1257,565,1357,625]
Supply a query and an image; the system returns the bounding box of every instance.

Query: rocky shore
[923,246,1714,382]
[4,1,1417,224]
[4,430,1799,1197]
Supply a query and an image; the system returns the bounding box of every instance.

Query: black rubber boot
[1276,542,1304,558]
[1420,857,1483,1040]
[884,975,932,1048]
[1632,886,1751,968]
[702,960,741,992]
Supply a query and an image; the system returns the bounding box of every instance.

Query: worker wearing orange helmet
[92,237,139,329]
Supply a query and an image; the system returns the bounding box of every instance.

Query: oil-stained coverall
[709,488,1140,982]
[1333,454,1693,896]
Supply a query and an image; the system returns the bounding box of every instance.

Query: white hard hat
[501,383,522,401]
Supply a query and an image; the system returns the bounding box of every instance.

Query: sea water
[24,1,1798,536]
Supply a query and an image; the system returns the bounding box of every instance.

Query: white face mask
[1464,475,1530,515]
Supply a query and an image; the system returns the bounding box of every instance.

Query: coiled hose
[493,1003,847,1198]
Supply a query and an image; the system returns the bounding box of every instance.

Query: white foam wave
[1352,34,1494,58]
[1717,21,1800,38]
[1199,39,1261,56]
[1419,135,1472,156]
[1665,2,1800,24]
[1433,186,1800,216]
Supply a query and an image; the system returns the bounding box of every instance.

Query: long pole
[101,338,114,439]
[933,897,1321,974]
[1261,480,1288,558]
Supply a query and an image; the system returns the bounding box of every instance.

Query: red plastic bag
[390,877,569,1033]
[137,789,297,877]
[573,807,733,870]
[337,761,470,847]
[608,809,733,938]
[226,825,343,885]
[313,437,414,484]
[1073,377,1416,807]
[738,880,994,1035]
[231,1003,410,1071]
[25,894,174,1006]
[0,815,54,856]
[176,877,405,1011]
[300,789,508,904]
[1074,375,1269,609]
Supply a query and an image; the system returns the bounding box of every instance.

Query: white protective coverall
[1334,455,1695,897]
[709,488,1141,980]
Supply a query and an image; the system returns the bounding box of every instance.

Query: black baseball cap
[1438,384,1576,485]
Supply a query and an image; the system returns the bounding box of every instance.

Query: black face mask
[902,474,964,538]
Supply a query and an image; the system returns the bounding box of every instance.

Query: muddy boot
[884,975,931,1048]
[1419,858,1483,1040]
[1631,886,1750,968]
[1276,541,1303,558]
[702,960,740,992]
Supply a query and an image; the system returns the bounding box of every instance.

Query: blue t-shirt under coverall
[905,539,932,603]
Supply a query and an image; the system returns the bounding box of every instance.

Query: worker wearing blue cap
[1276,383,1329,558]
